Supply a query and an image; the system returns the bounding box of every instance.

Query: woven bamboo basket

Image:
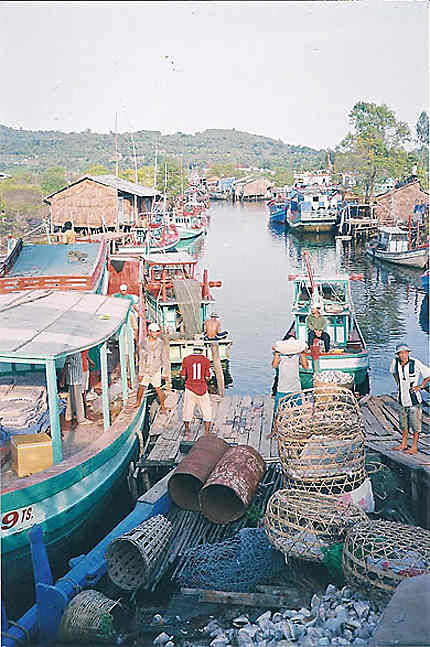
[275,386,363,439]
[313,371,354,402]
[59,590,130,644]
[343,519,430,597]
[265,489,367,562]
[105,514,172,591]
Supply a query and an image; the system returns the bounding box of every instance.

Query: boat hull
[421,272,429,294]
[1,401,144,605]
[177,227,205,240]
[367,247,428,269]
[299,351,369,393]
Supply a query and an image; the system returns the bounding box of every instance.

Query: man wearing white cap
[389,343,430,454]
[204,313,228,340]
[135,323,171,412]
[272,337,309,413]
[180,344,212,437]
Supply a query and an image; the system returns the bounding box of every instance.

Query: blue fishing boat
[267,199,288,224]
[0,290,145,614]
[287,188,340,233]
[285,252,369,393]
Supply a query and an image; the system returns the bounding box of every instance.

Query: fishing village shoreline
[0,168,429,647]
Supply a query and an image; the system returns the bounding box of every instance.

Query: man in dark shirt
[180,345,212,437]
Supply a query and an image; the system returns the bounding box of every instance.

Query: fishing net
[264,489,367,563]
[343,519,430,597]
[175,527,284,592]
[105,514,172,591]
[59,590,131,644]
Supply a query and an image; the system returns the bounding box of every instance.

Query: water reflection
[420,295,429,334]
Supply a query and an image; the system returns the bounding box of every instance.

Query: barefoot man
[204,313,229,340]
[135,323,171,412]
[390,343,430,454]
[180,344,212,438]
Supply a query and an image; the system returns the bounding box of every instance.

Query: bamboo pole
[211,342,225,397]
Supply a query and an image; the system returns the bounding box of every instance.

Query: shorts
[139,368,162,388]
[183,388,212,422]
[399,405,422,435]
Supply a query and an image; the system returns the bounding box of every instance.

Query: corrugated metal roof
[87,175,158,197]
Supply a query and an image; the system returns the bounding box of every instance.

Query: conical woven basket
[59,590,129,644]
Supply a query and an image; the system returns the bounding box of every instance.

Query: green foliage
[40,166,66,195]
[205,163,245,179]
[0,178,44,236]
[416,111,429,147]
[272,167,294,187]
[336,102,411,201]
[156,158,189,197]
[85,164,109,175]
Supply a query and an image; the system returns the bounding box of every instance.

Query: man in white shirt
[389,343,430,454]
[272,337,309,414]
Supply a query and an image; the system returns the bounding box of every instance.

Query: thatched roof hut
[44,175,158,229]
[242,177,273,199]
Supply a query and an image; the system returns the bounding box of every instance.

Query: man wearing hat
[389,343,430,454]
[272,337,309,413]
[180,344,212,437]
[306,306,330,353]
[135,323,171,412]
[204,313,229,341]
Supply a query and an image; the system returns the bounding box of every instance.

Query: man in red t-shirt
[180,345,212,436]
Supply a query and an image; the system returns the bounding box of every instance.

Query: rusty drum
[168,435,229,511]
[199,445,266,524]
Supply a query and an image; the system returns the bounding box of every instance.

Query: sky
[1,1,428,150]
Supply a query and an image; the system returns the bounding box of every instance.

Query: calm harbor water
[188,200,429,396]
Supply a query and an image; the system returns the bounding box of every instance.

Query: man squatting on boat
[180,344,212,438]
[306,306,330,353]
[204,312,229,340]
[390,343,430,454]
[135,322,171,413]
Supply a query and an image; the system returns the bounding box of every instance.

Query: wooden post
[100,342,110,431]
[211,342,225,397]
[119,324,128,406]
[45,359,62,464]
[127,319,136,388]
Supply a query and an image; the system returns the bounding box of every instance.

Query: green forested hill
[0,124,327,173]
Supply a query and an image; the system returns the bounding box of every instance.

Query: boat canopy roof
[6,243,103,278]
[144,252,197,266]
[0,290,130,361]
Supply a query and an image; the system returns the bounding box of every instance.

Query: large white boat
[367,226,428,269]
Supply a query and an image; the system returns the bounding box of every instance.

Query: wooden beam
[211,343,225,397]
[127,320,136,388]
[119,324,128,406]
[45,358,62,463]
[100,341,110,431]
[181,588,291,608]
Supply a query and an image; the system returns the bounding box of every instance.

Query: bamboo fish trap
[343,519,430,597]
[264,489,367,563]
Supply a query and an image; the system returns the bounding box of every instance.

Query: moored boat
[366,225,428,269]
[0,290,145,613]
[421,269,429,294]
[284,252,369,392]
[287,188,339,233]
[115,211,180,255]
[267,199,288,224]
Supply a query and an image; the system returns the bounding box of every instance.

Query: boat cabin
[376,226,409,253]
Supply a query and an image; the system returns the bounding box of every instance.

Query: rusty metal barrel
[199,445,266,524]
[168,435,229,511]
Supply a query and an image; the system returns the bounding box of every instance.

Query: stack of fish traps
[275,386,366,497]
[264,489,367,563]
[343,519,430,598]
[105,514,172,591]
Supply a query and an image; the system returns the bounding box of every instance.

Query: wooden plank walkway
[144,391,276,467]
[359,394,430,472]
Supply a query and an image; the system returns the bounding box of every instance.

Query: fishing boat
[366,225,428,269]
[173,203,208,240]
[267,199,288,225]
[0,290,145,614]
[141,251,232,363]
[287,188,340,233]
[0,238,108,295]
[285,252,369,393]
[115,211,180,255]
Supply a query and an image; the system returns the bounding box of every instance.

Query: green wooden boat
[0,290,145,605]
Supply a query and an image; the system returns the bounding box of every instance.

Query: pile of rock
[152,584,383,647]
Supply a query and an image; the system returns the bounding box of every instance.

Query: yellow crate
[11,433,53,478]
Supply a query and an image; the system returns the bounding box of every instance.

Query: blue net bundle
[175,527,284,592]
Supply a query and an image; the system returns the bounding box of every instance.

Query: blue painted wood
[127,321,136,388]
[29,525,53,586]
[36,583,68,646]
[45,358,62,463]
[119,324,128,406]
[99,342,110,431]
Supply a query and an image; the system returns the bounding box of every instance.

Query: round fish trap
[199,445,265,524]
[168,435,229,511]
[264,489,367,563]
[59,590,130,644]
[275,387,363,439]
[343,519,430,597]
[278,429,366,490]
[283,467,367,497]
[105,514,172,591]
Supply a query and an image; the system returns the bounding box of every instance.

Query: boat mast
[114,112,119,178]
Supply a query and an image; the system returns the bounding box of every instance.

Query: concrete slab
[370,574,430,646]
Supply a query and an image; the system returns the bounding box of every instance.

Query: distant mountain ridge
[0,124,327,173]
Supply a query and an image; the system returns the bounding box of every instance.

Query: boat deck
[7,243,102,277]
[143,391,276,466]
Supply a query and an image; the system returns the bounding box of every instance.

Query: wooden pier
[142,390,430,529]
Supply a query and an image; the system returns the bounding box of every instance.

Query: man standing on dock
[180,344,212,438]
[135,323,171,413]
[390,343,430,454]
